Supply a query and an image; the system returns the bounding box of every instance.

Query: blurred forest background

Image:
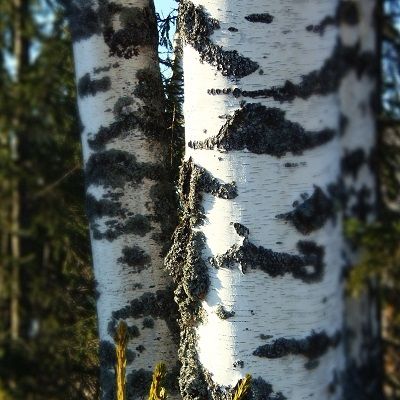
[0,0,398,399]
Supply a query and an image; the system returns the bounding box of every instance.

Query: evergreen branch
[115,321,128,400]
[148,362,167,400]
[232,374,252,400]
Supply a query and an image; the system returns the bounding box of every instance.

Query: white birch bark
[166,1,356,399]
[339,1,382,398]
[64,1,179,399]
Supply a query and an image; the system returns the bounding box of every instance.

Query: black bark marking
[340,114,349,136]
[220,41,376,102]
[89,67,166,151]
[78,73,111,98]
[85,149,163,189]
[165,157,243,399]
[92,214,152,241]
[350,186,373,222]
[228,27,238,32]
[210,225,325,283]
[245,14,274,24]
[250,377,287,400]
[215,304,235,319]
[304,359,320,370]
[99,3,158,58]
[126,364,180,399]
[253,331,341,361]
[189,104,335,157]
[108,289,180,348]
[93,64,112,74]
[343,359,384,400]
[63,2,159,58]
[276,186,336,235]
[260,334,274,340]
[142,317,154,329]
[233,222,249,238]
[118,246,151,272]
[306,1,359,35]
[179,0,259,78]
[341,149,366,178]
[100,367,115,400]
[86,193,122,221]
[61,1,101,42]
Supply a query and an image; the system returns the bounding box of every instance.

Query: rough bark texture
[166,0,378,399]
[64,1,179,399]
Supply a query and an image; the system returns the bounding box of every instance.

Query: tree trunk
[166,0,378,399]
[10,0,30,342]
[64,1,179,399]
[339,1,383,398]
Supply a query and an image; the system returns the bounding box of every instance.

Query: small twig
[33,164,80,199]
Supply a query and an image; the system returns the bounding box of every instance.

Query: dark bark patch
[228,27,238,32]
[93,64,112,74]
[85,193,122,221]
[253,330,341,360]
[340,114,350,136]
[339,1,360,25]
[342,359,384,400]
[100,367,115,400]
[306,1,359,35]
[245,14,274,24]
[63,2,158,57]
[110,289,180,343]
[126,364,180,399]
[189,104,335,157]
[210,225,325,283]
[92,214,152,241]
[233,222,249,238]
[260,334,274,340]
[341,149,366,178]
[179,0,259,78]
[142,317,154,329]
[126,369,153,398]
[118,246,151,272]
[250,377,287,400]
[229,41,375,102]
[78,73,111,98]
[99,4,158,58]
[149,181,178,256]
[85,149,163,189]
[304,359,320,370]
[88,89,165,151]
[61,1,101,42]
[99,340,116,368]
[350,185,373,222]
[216,304,235,319]
[276,186,335,234]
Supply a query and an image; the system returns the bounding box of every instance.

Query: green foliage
[0,1,98,399]
[345,216,400,296]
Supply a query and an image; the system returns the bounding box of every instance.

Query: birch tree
[62,1,179,399]
[166,0,380,399]
[340,1,383,398]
